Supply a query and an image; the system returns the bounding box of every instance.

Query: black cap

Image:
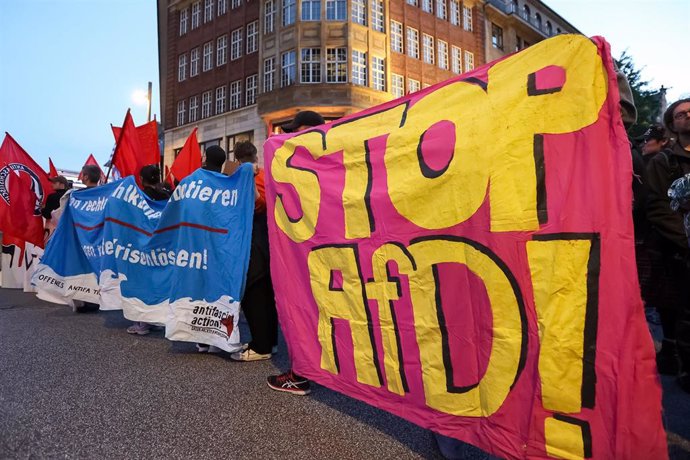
[642,125,666,142]
[49,175,69,187]
[282,110,325,133]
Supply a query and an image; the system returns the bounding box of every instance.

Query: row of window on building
[178,23,258,82]
[179,0,238,35]
[390,21,474,71]
[180,0,474,37]
[177,75,258,126]
[510,1,561,36]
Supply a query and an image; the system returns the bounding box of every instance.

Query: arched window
[523,4,530,20]
[512,0,518,13]
[534,12,542,30]
[556,27,561,34]
[546,20,552,35]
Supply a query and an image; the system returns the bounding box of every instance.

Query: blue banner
[33,165,255,350]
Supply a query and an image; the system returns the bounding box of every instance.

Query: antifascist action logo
[0,163,45,215]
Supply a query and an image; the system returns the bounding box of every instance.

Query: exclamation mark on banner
[527,234,599,460]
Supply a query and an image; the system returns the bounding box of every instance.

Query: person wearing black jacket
[41,176,69,219]
[645,98,690,390]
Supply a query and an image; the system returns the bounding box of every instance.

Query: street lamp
[131,81,153,122]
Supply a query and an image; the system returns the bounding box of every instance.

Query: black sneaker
[656,341,679,375]
[267,370,311,395]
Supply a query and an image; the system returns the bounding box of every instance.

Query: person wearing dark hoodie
[645,98,690,389]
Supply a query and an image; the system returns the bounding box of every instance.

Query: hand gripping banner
[263,35,667,459]
[32,166,255,351]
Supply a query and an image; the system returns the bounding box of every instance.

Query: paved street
[1,288,689,459]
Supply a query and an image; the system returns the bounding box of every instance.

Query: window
[281,50,296,87]
[326,47,347,82]
[204,0,214,22]
[191,1,201,28]
[203,42,213,71]
[408,78,420,94]
[190,48,200,76]
[436,0,446,19]
[189,95,199,122]
[352,0,366,25]
[231,28,243,60]
[463,5,472,31]
[202,91,212,118]
[301,48,321,83]
[546,21,553,36]
[406,0,417,5]
[438,40,448,70]
[283,0,296,25]
[302,0,321,20]
[392,73,404,98]
[352,50,367,86]
[177,100,186,126]
[491,23,503,49]
[406,27,419,59]
[178,54,187,81]
[450,0,459,25]
[226,131,254,158]
[247,21,258,53]
[511,0,518,13]
[515,35,523,52]
[326,0,346,20]
[422,0,432,13]
[535,12,542,30]
[246,74,257,105]
[522,4,530,21]
[179,8,189,35]
[232,0,241,8]
[218,0,227,15]
[371,0,384,31]
[265,0,275,32]
[390,21,403,53]
[372,56,385,91]
[216,86,226,114]
[217,35,228,66]
[230,80,242,109]
[263,57,275,92]
[451,45,461,73]
[464,50,474,72]
[423,34,434,64]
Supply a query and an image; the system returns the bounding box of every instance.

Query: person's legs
[241,276,275,355]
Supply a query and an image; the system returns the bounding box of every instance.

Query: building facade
[157,0,573,167]
[483,0,577,63]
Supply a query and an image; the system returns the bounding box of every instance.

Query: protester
[229,141,277,362]
[73,165,103,313]
[645,98,690,383]
[266,110,325,395]
[41,176,69,219]
[126,165,171,336]
[641,125,670,164]
[662,98,690,393]
[196,145,227,353]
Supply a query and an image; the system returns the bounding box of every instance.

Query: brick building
[157,0,572,166]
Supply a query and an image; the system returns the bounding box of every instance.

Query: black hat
[282,110,325,133]
[642,125,666,142]
[49,175,69,187]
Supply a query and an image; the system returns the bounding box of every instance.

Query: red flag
[169,128,202,182]
[164,165,175,189]
[48,158,58,178]
[0,133,52,248]
[79,154,106,184]
[112,119,160,167]
[111,110,144,179]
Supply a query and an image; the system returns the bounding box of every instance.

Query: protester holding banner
[645,98,690,381]
[229,141,277,362]
[127,165,172,336]
[266,110,325,394]
[73,165,102,313]
[41,176,69,219]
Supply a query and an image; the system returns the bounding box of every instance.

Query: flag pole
[105,108,131,182]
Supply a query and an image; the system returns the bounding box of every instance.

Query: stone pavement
[0,288,688,459]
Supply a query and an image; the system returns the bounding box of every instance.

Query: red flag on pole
[164,165,175,189]
[0,133,52,248]
[169,128,202,182]
[79,154,106,184]
[48,158,58,178]
[112,119,160,167]
[110,110,144,180]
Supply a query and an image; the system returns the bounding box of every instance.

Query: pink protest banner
[263,35,666,459]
